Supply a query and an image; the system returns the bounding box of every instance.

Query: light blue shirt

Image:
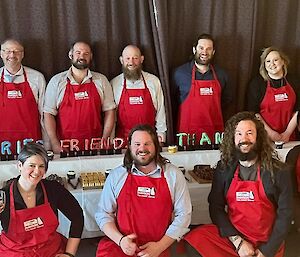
[95,162,192,241]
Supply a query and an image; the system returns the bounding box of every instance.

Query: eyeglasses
[1,49,23,55]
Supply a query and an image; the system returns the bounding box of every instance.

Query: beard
[234,142,258,162]
[131,150,155,167]
[123,64,142,81]
[72,58,90,70]
[194,53,212,66]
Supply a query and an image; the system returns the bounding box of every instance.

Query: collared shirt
[43,67,116,116]
[173,61,231,106]
[0,65,48,147]
[110,71,167,142]
[95,162,192,240]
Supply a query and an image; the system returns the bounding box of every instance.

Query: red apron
[295,156,300,192]
[177,65,224,145]
[260,79,296,140]
[0,181,66,257]
[116,76,156,144]
[0,69,42,154]
[57,78,102,149]
[185,166,284,257]
[97,168,173,257]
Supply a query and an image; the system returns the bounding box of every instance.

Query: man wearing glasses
[0,39,47,154]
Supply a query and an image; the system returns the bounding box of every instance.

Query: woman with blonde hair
[247,46,300,142]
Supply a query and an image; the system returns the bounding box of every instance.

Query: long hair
[18,142,49,172]
[259,46,289,81]
[123,124,168,169]
[220,112,280,172]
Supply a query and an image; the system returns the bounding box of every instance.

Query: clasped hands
[236,239,265,257]
[119,234,163,257]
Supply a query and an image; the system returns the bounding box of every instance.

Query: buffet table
[1,141,299,238]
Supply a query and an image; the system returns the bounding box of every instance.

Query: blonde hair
[259,46,289,81]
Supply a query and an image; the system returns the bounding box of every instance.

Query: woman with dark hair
[0,142,83,257]
[247,46,300,142]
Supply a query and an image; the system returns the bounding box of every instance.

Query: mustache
[238,142,253,147]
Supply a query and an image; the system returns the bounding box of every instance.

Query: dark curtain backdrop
[1,0,300,144]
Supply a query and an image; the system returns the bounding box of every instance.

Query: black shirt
[0,177,84,238]
[247,74,300,113]
[209,159,293,257]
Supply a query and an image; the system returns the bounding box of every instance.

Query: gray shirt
[44,68,116,116]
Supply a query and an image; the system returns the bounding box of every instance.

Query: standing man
[0,39,47,154]
[185,112,293,257]
[111,45,167,145]
[95,124,191,257]
[173,33,231,145]
[44,41,116,153]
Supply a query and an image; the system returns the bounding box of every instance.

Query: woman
[0,142,84,257]
[247,46,300,142]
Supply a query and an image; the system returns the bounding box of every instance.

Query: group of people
[0,34,298,257]
[0,118,295,256]
[0,39,167,154]
[1,34,299,155]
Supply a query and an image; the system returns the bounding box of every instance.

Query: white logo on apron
[137,186,156,198]
[236,191,255,202]
[274,93,288,102]
[74,91,89,100]
[129,96,143,105]
[23,217,44,231]
[7,90,22,99]
[200,87,213,96]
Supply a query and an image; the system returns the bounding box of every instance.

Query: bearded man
[173,33,232,145]
[111,45,167,145]
[185,112,293,257]
[95,124,191,257]
[44,41,116,153]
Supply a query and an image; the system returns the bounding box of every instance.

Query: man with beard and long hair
[110,45,167,146]
[44,41,116,153]
[173,33,231,145]
[95,124,191,257]
[184,112,293,257]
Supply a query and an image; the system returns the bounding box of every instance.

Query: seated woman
[247,46,300,142]
[0,142,84,257]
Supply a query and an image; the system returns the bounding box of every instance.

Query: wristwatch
[229,235,240,243]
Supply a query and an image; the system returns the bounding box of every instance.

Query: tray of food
[188,165,214,184]
[79,172,106,190]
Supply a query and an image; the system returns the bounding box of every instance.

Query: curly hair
[123,124,168,169]
[220,112,280,172]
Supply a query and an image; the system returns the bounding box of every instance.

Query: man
[44,41,116,153]
[185,112,293,257]
[173,33,231,145]
[0,39,47,154]
[111,45,167,145]
[95,124,191,257]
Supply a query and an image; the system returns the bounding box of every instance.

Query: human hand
[236,240,255,257]
[269,130,282,142]
[255,249,266,257]
[137,241,164,257]
[279,132,290,143]
[52,141,62,154]
[120,234,138,256]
